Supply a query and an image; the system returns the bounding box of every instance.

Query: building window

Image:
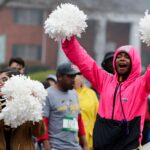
[0,35,6,63]
[106,22,131,50]
[13,8,43,25]
[12,45,42,61]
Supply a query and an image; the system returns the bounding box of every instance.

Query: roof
[4,0,150,14]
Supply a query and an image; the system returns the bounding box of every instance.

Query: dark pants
[93,115,140,150]
[142,120,150,145]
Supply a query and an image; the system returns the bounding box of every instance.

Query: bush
[0,63,56,81]
[29,70,56,81]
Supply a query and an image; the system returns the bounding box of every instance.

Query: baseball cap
[46,74,57,82]
[56,63,80,76]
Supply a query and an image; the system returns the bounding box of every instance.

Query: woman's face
[0,72,9,88]
[0,72,9,96]
[115,52,131,76]
[74,75,83,89]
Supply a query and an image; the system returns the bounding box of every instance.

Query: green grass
[29,70,56,81]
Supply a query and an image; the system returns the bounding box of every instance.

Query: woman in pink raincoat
[61,36,150,150]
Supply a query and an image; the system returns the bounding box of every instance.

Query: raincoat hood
[113,45,142,83]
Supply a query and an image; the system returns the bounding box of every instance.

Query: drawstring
[112,83,127,120]
[119,85,126,121]
[148,97,150,113]
[119,84,129,135]
[112,84,119,120]
[111,83,129,135]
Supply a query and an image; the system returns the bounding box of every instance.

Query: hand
[43,140,51,150]
[0,92,3,97]
[79,135,89,150]
[62,36,75,48]
[82,145,89,150]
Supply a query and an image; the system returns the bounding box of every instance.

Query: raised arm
[62,36,108,93]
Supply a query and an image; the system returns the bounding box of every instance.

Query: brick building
[0,0,150,69]
[0,0,58,69]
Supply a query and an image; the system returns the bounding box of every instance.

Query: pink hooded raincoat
[62,36,150,144]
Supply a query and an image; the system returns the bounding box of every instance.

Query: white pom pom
[0,75,47,128]
[139,10,150,46]
[44,3,88,41]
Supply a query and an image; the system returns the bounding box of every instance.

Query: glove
[0,96,6,112]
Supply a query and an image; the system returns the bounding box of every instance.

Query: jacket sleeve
[144,65,150,93]
[78,114,85,137]
[62,36,108,93]
[37,117,49,141]
[31,120,46,137]
[92,91,99,121]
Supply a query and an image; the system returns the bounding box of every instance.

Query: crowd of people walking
[0,47,150,150]
[1,1,150,149]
